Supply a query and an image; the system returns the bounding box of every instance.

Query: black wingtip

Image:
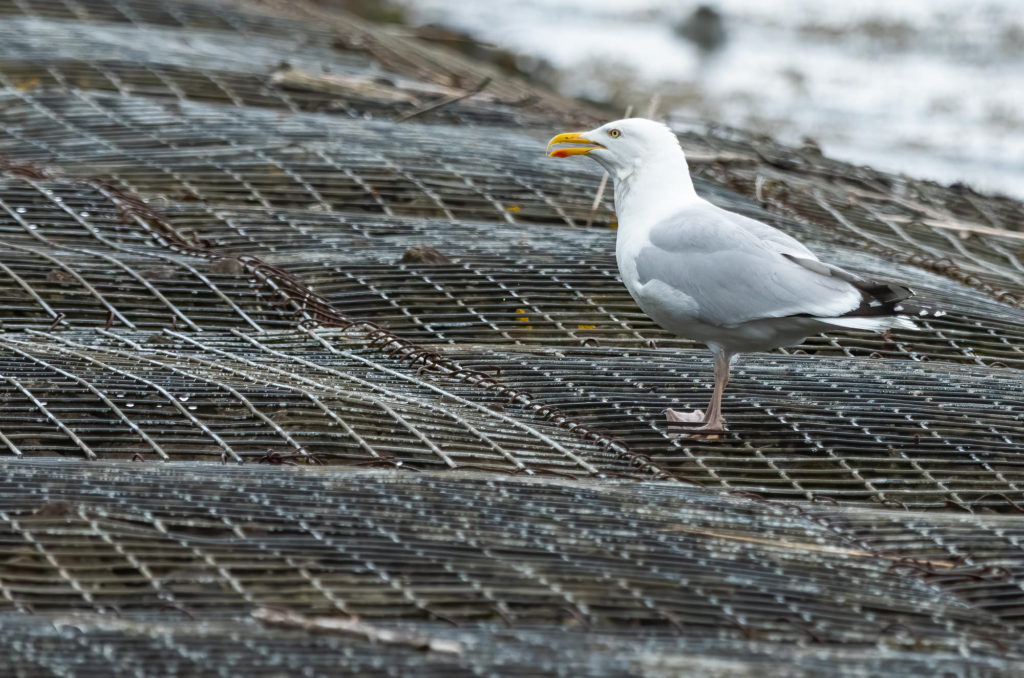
[862,282,913,305]
[840,280,917,319]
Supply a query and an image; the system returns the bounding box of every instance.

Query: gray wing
[639,206,863,327]
[712,205,878,287]
[711,204,878,287]
[708,203,817,259]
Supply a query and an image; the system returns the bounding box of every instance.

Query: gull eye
[608,128,621,138]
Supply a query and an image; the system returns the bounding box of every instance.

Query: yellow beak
[546,132,604,158]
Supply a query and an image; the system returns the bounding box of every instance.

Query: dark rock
[675,5,727,53]
[210,257,246,275]
[399,246,451,264]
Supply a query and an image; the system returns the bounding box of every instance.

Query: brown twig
[395,76,492,122]
[252,607,463,654]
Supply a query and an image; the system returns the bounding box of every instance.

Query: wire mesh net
[0,0,1022,673]
[0,461,1021,677]
[0,112,1021,507]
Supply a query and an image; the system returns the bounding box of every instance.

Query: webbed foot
[665,408,727,439]
[665,408,705,424]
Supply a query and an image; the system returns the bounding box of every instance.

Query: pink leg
[665,349,732,432]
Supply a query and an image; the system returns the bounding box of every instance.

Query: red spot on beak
[552,150,569,158]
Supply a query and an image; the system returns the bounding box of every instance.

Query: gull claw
[665,409,727,440]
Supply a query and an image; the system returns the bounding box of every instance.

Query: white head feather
[551,118,701,228]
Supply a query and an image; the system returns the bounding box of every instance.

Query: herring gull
[547,118,919,433]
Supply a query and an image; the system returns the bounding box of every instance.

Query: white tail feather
[816,316,919,331]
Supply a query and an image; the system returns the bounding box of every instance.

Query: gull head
[546,118,684,174]
[546,118,698,224]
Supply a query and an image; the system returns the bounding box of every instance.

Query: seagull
[547,118,918,432]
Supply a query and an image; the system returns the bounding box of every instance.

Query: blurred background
[348,0,1024,198]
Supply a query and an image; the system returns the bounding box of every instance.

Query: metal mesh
[0,462,1021,677]
[0,0,1023,673]
[1,328,1022,510]
[6,618,1009,678]
[0,128,1021,507]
